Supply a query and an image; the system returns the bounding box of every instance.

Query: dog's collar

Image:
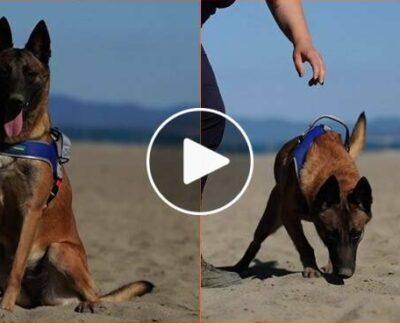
[0,128,71,206]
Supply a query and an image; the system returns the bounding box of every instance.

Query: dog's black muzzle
[4,93,25,121]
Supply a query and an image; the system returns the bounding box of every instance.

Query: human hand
[293,40,326,86]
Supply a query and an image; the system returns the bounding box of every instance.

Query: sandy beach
[0,144,199,322]
[1,145,399,322]
[202,151,400,321]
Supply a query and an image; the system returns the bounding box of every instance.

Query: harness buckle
[51,127,71,165]
[46,177,63,207]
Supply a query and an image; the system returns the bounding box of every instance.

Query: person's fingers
[309,53,320,83]
[318,54,326,85]
[308,78,318,87]
[312,54,325,85]
[293,51,305,77]
[307,51,327,86]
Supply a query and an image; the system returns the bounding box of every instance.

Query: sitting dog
[0,17,152,312]
[234,113,372,279]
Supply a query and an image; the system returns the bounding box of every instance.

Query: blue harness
[0,128,71,206]
[293,115,351,179]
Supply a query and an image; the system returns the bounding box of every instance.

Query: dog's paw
[302,267,322,278]
[0,300,14,312]
[75,301,106,314]
[321,262,333,274]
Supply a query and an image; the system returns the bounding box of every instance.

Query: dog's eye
[350,230,362,241]
[0,66,10,78]
[326,230,339,242]
[24,69,38,82]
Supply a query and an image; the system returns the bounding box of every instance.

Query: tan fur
[300,132,359,205]
[101,281,154,302]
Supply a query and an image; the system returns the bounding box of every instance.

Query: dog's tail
[349,112,367,160]
[100,280,154,302]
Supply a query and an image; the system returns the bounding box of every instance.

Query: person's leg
[201,45,227,192]
[200,45,241,288]
[201,45,226,151]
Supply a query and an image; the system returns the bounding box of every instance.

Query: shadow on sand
[220,259,345,285]
[220,259,297,280]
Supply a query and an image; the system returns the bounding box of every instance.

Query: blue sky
[1,3,199,108]
[2,2,399,122]
[203,2,400,121]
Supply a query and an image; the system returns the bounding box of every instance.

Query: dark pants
[201,45,226,191]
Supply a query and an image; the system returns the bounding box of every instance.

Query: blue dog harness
[293,115,351,179]
[0,128,71,206]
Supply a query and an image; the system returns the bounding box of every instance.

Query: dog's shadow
[220,259,345,285]
[220,259,296,280]
[321,272,344,285]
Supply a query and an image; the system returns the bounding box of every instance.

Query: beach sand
[202,151,400,321]
[1,145,399,322]
[0,144,199,322]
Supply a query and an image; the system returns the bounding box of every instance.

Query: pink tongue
[4,110,23,138]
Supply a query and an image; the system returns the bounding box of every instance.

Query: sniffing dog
[0,18,152,312]
[234,113,372,279]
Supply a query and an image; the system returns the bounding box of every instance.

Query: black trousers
[201,45,226,191]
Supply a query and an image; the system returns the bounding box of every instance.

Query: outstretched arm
[266,0,325,86]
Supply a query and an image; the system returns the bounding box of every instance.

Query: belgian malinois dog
[0,17,152,312]
[234,113,372,279]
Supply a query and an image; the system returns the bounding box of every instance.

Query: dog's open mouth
[4,108,23,138]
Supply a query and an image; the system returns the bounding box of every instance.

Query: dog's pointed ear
[25,20,51,65]
[349,112,366,160]
[348,177,372,213]
[0,17,13,51]
[314,175,341,211]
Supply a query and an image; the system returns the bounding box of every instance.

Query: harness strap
[47,178,63,206]
[293,124,329,178]
[0,128,71,207]
[305,115,351,151]
[0,141,59,178]
[293,115,352,181]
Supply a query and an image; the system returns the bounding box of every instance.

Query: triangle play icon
[183,138,230,185]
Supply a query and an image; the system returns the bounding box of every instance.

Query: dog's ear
[348,177,372,213]
[349,112,366,160]
[314,175,341,211]
[25,20,51,65]
[0,17,13,51]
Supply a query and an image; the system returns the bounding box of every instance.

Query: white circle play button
[146,108,253,216]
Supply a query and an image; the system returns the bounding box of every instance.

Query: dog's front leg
[282,210,321,278]
[0,207,42,311]
[321,259,333,274]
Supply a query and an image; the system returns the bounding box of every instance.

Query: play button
[146,108,253,216]
[183,138,230,185]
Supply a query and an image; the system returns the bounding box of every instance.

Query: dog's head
[312,175,372,279]
[0,17,51,141]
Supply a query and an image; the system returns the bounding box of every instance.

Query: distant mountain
[49,95,400,151]
[49,95,187,143]
[238,116,400,151]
